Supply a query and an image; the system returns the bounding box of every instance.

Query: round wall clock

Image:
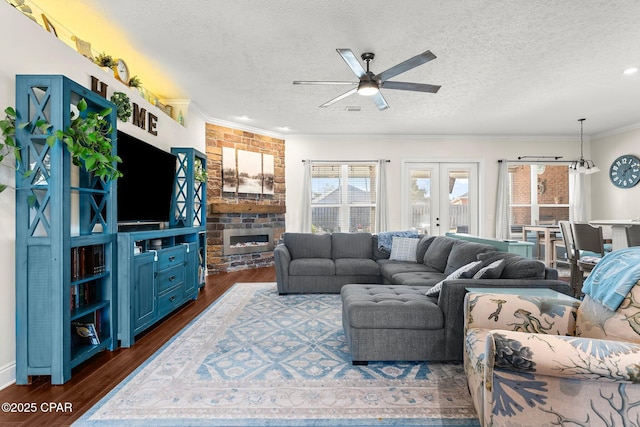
[609,154,640,188]
[114,58,130,85]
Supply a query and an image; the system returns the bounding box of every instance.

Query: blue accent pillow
[377,230,419,253]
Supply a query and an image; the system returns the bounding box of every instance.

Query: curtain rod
[498,158,576,164]
[302,159,390,163]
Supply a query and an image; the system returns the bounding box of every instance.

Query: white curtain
[375,160,389,233]
[495,159,510,239]
[569,171,586,222]
[300,159,312,232]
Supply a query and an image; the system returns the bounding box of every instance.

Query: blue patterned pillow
[389,237,419,262]
[378,230,419,253]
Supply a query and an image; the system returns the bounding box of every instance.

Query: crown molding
[191,102,285,139]
[592,121,640,140]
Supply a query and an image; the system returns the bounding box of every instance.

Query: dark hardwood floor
[0,267,276,427]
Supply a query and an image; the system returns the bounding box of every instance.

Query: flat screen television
[116,131,177,226]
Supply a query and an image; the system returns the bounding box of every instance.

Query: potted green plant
[110,91,132,122]
[94,52,116,74]
[127,75,144,96]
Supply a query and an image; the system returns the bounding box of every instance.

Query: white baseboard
[0,362,16,391]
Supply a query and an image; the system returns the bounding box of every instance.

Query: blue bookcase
[14,75,118,384]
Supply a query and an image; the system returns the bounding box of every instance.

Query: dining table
[520,224,561,267]
[589,219,640,251]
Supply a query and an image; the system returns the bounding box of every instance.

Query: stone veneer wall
[205,124,286,273]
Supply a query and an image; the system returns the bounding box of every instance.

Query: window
[508,164,570,237]
[311,163,377,233]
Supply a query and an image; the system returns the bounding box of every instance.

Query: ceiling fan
[293,49,441,110]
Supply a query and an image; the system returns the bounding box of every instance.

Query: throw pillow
[389,236,419,262]
[472,259,505,279]
[425,260,482,296]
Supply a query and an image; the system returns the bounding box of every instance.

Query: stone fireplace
[205,124,285,274]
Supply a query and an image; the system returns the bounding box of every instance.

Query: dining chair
[626,224,640,247]
[557,221,582,297]
[534,219,560,261]
[571,222,606,279]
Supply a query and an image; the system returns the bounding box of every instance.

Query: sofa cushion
[289,258,335,276]
[389,236,419,262]
[389,271,446,286]
[331,232,373,259]
[416,235,436,263]
[379,261,433,281]
[335,258,380,276]
[477,251,545,280]
[284,233,332,259]
[444,241,495,276]
[423,236,457,272]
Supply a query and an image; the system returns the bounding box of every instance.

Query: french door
[402,162,479,236]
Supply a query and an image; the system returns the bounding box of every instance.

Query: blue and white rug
[74,283,479,426]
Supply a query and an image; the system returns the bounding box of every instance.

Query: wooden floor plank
[0,267,276,426]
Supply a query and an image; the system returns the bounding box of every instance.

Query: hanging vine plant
[48,98,122,181]
[110,91,132,122]
[0,106,50,193]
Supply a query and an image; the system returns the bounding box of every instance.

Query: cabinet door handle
[168,256,176,262]
[169,296,176,302]
[169,275,176,282]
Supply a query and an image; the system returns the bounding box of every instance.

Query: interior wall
[284,135,585,235]
[590,127,640,220]
[0,2,204,389]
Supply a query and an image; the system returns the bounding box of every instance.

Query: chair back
[558,221,576,262]
[626,224,640,247]
[572,223,605,258]
[535,219,556,225]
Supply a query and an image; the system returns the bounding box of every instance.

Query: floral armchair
[464,277,640,426]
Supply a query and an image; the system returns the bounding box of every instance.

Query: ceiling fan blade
[336,49,366,78]
[319,87,358,108]
[377,50,437,82]
[381,81,441,93]
[293,81,358,85]
[371,91,390,110]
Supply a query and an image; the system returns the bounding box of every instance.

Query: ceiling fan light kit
[293,49,441,110]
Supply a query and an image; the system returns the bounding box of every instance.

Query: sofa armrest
[484,330,640,383]
[274,244,292,294]
[438,279,572,360]
[464,292,580,334]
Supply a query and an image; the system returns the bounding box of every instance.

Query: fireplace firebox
[223,228,274,255]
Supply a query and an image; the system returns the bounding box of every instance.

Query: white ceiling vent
[345,106,361,112]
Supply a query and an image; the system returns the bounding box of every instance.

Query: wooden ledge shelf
[208,203,286,214]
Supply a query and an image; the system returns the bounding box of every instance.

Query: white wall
[590,127,640,221]
[285,135,584,235]
[0,2,205,389]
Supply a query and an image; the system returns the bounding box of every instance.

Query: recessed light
[235,115,250,121]
[277,126,290,131]
[624,67,638,75]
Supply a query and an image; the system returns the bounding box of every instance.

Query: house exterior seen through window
[311,163,377,233]
[509,164,570,238]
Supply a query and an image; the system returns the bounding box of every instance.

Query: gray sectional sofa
[274,232,563,294]
[274,232,572,362]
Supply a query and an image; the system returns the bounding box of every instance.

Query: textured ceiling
[39,0,640,136]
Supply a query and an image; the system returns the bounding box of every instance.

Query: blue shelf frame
[14,75,118,384]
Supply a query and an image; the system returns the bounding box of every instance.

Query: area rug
[74,283,479,426]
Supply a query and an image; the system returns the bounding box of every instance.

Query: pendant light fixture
[569,118,600,174]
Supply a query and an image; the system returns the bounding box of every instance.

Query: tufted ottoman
[340,284,447,364]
